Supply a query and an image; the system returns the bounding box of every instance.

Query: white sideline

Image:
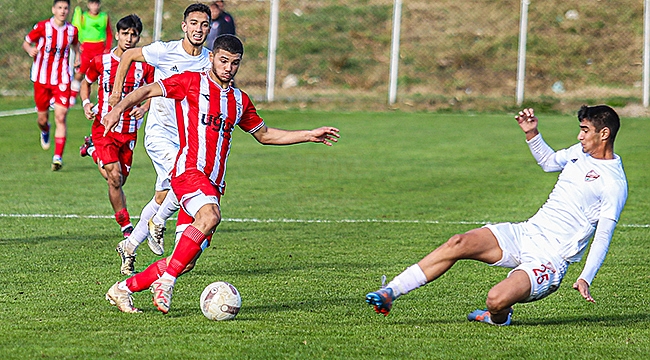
[0,213,648,228]
[0,108,36,118]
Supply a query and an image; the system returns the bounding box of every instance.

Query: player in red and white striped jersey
[22,0,79,171]
[79,15,155,239]
[103,35,340,314]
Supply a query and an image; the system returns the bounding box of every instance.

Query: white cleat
[116,239,136,276]
[150,277,174,314]
[147,218,166,256]
[105,282,141,313]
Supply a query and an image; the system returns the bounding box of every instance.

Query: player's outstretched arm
[252,126,340,146]
[103,82,163,135]
[515,108,540,141]
[108,47,146,107]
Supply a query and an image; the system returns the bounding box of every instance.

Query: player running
[365,106,627,325]
[79,14,154,239]
[108,3,213,276]
[70,0,112,105]
[103,34,340,314]
[22,0,79,171]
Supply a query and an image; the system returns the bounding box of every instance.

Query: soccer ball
[200,281,241,321]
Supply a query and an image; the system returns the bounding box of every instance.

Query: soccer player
[103,34,340,314]
[70,0,112,105]
[108,3,214,276]
[79,14,154,239]
[22,0,80,171]
[365,106,627,325]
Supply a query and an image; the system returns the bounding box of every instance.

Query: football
[200,281,241,321]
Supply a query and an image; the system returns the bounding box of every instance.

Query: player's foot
[122,225,134,239]
[365,287,395,316]
[150,277,175,314]
[116,239,136,276]
[40,131,50,150]
[79,136,94,157]
[467,308,513,326]
[105,282,141,313]
[147,218,166,256]
[51,156,63,171]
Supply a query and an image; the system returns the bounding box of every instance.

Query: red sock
[167,225,205,277]
[90,150,99,164]
[54,136,66,158]
[114,208,131,228]
[70,89,79,99]
[126,259,167,293]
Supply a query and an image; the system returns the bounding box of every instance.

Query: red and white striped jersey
[85,49,155,133]
[25,18,78,86]
[159,71,265,194]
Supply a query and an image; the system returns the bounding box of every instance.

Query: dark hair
[54,0,70,6]
[116,14,143,34]
[577,105,620,144]
[88,0,101,3]
[212,34,243,55]
[184,3,211,21]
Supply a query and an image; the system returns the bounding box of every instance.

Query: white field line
[0,213,648,228]
[0,108,36,117]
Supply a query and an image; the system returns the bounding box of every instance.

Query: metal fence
[3,0,647,113]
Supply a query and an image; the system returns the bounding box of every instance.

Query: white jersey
[141,40,212,143]
[526,136,627,263]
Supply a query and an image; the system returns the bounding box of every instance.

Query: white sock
[161,272,176,282]
[155,189,180,223]
[71,79,81,92]
[386,264,428,298]
[117,281,132,294]
[127,197,160,248]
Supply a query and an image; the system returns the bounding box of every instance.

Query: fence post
[516,0,530,106]
[153,0,164,41]
[643,0,650,107]
[266,0,280,102]
[388,0,403,105]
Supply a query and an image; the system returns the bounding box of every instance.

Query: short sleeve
[26,22,43,43]
[159,72,191,100]
[84,55,100,83]
[141,41,164,67]
[238,92,264,133]
[144,64,155,84]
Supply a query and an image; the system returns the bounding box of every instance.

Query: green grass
[0,106,649,358]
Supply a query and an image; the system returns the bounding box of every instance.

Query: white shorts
[485,222,569,302]
[144,135,179,192]
[178,189,220,219]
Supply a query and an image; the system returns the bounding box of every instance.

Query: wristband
[82,99,91,107]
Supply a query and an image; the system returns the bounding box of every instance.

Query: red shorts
[78,42,108,75]
[91,122,137,178]
[33,82,71,111]
[171,169,221,219]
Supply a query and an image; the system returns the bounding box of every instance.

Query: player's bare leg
[51,105,68,171]
[366,228,503,316]
[37,111,51,150]
[103,162,133,237]
[483,270,530,323]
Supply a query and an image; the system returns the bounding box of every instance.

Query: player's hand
[28,46,39,58]
[102,109,121,136]
[308,127,340,146]
[130,105,147,120]
[83,102,95,120]
[108,92,121,107]
[573,279,595,303]
[515,108,539,136]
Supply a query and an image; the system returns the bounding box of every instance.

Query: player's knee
[106,170,123,188]
[486,288,510,312]
[444,233,469,252]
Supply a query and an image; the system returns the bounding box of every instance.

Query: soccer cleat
[147,218,166,256]
[51,156,63,171]
[116,239,136,276]
[79,136,94,157]
[122,225,134,239]
[40,131,51,150]
[105,282,141,313]
[467,308,513,326]
[150,277,175,314]
[365,287,395,316]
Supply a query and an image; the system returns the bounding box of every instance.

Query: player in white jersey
[365,105,628,325]
[108,3,213,275]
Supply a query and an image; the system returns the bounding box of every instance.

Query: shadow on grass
[517,313,650,326]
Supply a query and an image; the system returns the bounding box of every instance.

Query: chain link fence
[2,0,647,113]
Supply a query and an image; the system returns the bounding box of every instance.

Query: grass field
[0,105,649,358]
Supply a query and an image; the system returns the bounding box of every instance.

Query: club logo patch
[585,170,600,182]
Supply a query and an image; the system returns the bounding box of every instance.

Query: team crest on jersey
[585,170,600,182]
[134,69,142,81]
